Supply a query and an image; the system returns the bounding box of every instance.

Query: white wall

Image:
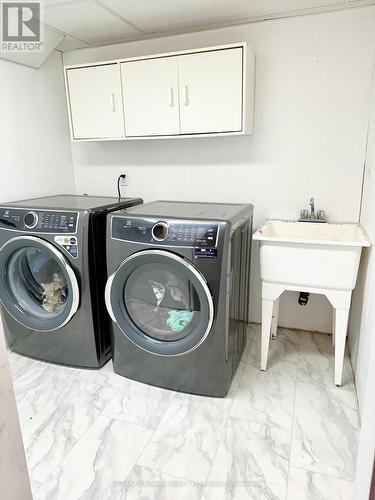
[0,53,73,499]
[352,73,375,495]
[354,327,375,499]
[349,64,375,415]
[63,7,375,331]
[0,52,75,203]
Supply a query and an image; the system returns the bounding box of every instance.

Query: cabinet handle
[168,87,174,107]
[110,93,115,112]
[183,85,189,106]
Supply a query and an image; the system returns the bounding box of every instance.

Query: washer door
[105,250,214,356]
[0,236,79,332]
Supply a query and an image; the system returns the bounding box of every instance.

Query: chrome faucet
[299,197,326,223]
[309,197,315,218]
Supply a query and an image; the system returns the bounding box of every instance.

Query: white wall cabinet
[121,57,180,137]
[178,48,243,135]
[64,43,254,141]
[66,64,124,140]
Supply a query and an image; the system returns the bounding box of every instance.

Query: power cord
[117,174,126,201]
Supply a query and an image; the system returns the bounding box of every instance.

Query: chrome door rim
[105,249,214,356]
[0,235,80,332]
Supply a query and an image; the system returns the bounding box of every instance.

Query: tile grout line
[347,352,361,423]
[99,412,158,433]
[94,376,130,419]
[197,328,257,498]
[291,333,356,392]
[126,465,206,492]
[285,329,301,500]
[208,327,299,498]
[286,332,359,486]
[31,412,157,496]
[130,384,184,475]
[289,378,359,483]
[99,411,158,480]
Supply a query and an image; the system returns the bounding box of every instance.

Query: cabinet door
[121,57,180,137]
[178,48,243,134]
[66,64,124,140]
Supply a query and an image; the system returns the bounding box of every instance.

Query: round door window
[0,236,79,332]
[106,250,214,356]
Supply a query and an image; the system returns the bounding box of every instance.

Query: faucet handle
[317,210,326,220]
[300,209,308,220]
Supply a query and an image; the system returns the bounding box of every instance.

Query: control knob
[24,211,38,229]
[152,221,169,241]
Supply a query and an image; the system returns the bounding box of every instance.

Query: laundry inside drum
[123,262,200,341]
[6,247,68,318]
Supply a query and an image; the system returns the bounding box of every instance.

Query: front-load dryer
[105,201,253,396]
[0,195,143,368]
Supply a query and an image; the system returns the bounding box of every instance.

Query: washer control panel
[112,217,219,248]
[0,207,78,233]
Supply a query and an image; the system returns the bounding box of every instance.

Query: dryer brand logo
[1,1,44,52]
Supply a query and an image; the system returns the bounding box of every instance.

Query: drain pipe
[298,292,309,306]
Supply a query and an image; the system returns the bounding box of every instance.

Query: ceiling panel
[97,0,346,33]
[44,0,78,6]
[44,0,142,44]
[56,35,91,51]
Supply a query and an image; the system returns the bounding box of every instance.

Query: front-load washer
[105,201,253,396]
[0,194,143,368]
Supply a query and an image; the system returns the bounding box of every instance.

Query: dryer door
[0,236,79,332]
[105,249,214,356]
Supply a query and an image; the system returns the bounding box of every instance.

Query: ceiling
[41,0,375,52]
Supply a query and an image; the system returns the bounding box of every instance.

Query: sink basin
[254,220,370,246]
[253,220,370,291]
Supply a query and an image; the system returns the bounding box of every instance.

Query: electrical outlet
[119,172,129,186]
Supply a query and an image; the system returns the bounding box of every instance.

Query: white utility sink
[253,220,370,385]
[253,220,370,291]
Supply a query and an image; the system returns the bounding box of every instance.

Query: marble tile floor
[8,325,358,500]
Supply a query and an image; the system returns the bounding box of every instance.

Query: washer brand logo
[1,1,44,52]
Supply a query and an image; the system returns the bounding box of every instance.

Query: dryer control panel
[112,216,219,248]
[0,207,79,234]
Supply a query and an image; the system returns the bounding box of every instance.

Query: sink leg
[332,308,336,346]
[334,308,349,386]
[271,298,280,340]
[261,298,274,371]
